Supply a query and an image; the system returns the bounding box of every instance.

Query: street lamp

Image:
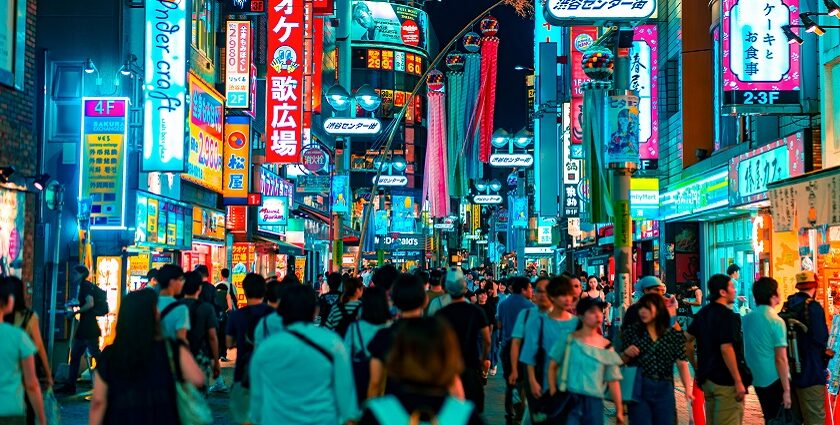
[326,84,352,111]
[512,127,534,149]
[491,129,511,148]
[827,0,840,16]
[354,84,382,112]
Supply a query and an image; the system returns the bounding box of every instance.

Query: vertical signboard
[331,175,350,215]
[631,25,659,168]
[80,98,128,228]
[231,243,256,307]
[605,94,641,166]
[223,116,251,205]
[570,27,598,147]
[0,189,25,278]
[144,0,188,171]
[266,0,305,163]
[722,0,801,107]
[184,73,224,192]
[562,104,581,218]
[226,21,252,109]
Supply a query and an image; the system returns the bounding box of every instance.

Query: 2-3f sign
[726,90,799,106]
[743,91,779,105]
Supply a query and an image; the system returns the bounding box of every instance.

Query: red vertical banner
[570,27,598,146]
[266,0,305,164]
[312,20,324,114]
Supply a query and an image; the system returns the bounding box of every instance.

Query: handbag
[164,340,213,425]
[605,365,639,403]
[531,333,577,424]
[767,407,797,425]
[43,388,61,425]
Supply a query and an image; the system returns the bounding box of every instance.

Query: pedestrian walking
[497,276,535,425]
[781,271,829,425]
[180,271,221,394]
[325,277,364,336]
[345,286,390,406]
[249,284,359,425]
[425,269,446,315]
[252,274,298,346]
[317,272,343,327]
[226,273,273,424]
[547,297,624,425]
[359,317,484,425]
[582,275,605,302]
[520,276,579,424]
[620,293,693,425]
[88,289,204,425]
[0,278,46,425]
[367,273,425,399]
[214,268,234,364]
[55,265,103,395]
[622,276,667,332]
[5,276,53,424]
[687,274,751,424]
[475,287,498,375]
[742,277,792,423]
[436,267,492,413]
[156,264,190,343]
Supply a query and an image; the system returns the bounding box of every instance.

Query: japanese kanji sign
[266,0,305,163]
[184,73,224,192]
[729,131,805,206]
[562,103,581,218]
[223,116,251,205]
[631,25,659,165]
[81,97,128,228]
[545,0,656,24]
[722,0,801,107]
[226,21,252,109]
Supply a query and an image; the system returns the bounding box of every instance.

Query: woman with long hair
[4,277,53,425]
[359,317,484,424]
[345,286,391,405]
[0,278,45,425]
[88,290,204,425]
[620,293,693,425]
[324,277,364,336]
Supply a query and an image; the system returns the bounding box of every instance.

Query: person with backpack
[55,265,105,395]
[520,276,579,424]
[317,272,343,327]
[782,271,829,425]
[249,284,359,425]
[359,317,484,425]
[686,274,751,424]
[214,268,234,364]
[742,277,792,423]
[181,272,221,393]
[193,265,217,306]
[345,286,390,406]
[325,278,364,336]
[156,265,190,343]
[225,273,272,424]
[497,276,535,425]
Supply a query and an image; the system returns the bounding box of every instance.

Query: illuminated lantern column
[477,16,500,163]
[423,70,450,218]
[462,32,483,181]
[446,52,468,198]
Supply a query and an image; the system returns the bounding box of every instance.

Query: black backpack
[90,284,109,316]
[185,301,208,356]
[333,303,360,337]
[779,295,830,374]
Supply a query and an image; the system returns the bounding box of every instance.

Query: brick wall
[0,0,38,284]
[658,0,683,189]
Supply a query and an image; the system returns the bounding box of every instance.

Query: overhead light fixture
[826,0,840,16]
[32,174,50,191]
[0,166,15,184]
[325,84,351,112]
[782,25,805,44]
[84,58,97,74]
[354,84,382,112]
[801,13,826,35]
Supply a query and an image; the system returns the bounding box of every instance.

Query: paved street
[56,355,764,424]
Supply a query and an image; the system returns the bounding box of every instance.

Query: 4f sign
[489,154,534,168]
[373,175,408,186]
[474,195,503,205]
[545,0,655,24]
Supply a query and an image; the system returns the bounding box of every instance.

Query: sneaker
[490,366,497,376]
[208,378,229,393]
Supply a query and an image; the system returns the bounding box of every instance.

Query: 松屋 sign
[489,154,534,167]
[473,195,503,205]
[545,0,655,25]
[226,21,252,109]
[143,0,188,172]
[223,116,251,205]
[323,118,382,135]
[266,0,305,163]
[722,0,801,108]
[80,97,129,228]
[373,175,408,187]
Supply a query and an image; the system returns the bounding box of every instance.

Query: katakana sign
[473,195,503,205]
[266,0,305,163]
[545,0,656,24]
[372,175,408,187]
[722,0,801,108]
[489,154,534,168]
[323,118,383,135]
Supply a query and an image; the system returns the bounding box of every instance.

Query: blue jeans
[490,328,501,368]
[628,376,676,425]
[67,337,101,387]
[566,394,604,425]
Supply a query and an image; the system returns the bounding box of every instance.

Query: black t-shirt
[477,303,497,330]
[76,281,101,339]
[226,303,274,382]
[687,302,743,386]
[436,302,489,370]
[182,299,218,357]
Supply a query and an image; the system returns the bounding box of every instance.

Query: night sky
[426,1,534,133]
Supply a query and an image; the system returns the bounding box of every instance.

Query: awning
[254,234,305,256]
[767,166,840,232]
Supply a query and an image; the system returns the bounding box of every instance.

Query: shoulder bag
[164,340,213,425]
[530,333,577,424]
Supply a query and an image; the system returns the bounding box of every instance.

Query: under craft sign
[545,0,656,24]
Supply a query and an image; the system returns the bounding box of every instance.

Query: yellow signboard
[183,73,224,192]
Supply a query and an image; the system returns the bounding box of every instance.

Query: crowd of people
[0,260,832,425]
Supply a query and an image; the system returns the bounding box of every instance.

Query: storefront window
[192,0,218,61]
